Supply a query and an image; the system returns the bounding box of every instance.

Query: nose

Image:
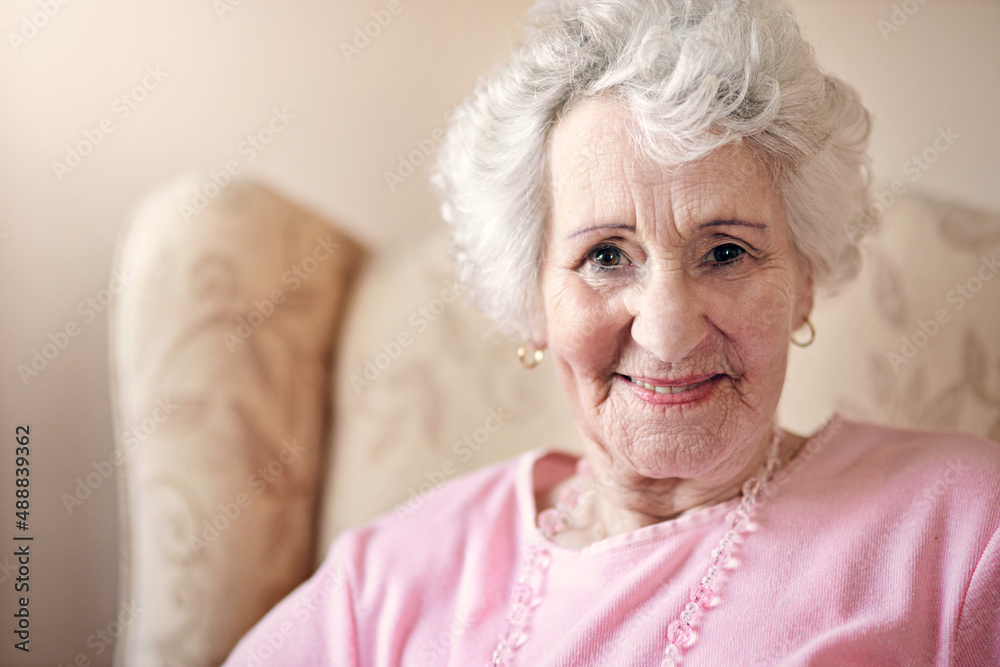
[629,269,708,363]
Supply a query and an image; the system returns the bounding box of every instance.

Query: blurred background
[0,0,997,664]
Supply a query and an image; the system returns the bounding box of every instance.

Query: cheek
[722,276,796,372]
[542,275,627,375]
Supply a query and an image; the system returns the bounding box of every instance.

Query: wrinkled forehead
[546,98,781,234]
[548,98,642,185]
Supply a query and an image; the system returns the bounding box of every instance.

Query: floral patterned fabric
[781,191,1000,441]
[110,176,364,667]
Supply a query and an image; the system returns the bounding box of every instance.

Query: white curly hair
[433,0,875,340]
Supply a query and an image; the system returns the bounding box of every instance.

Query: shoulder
[805,417,1000,486]
[327,449,549,582]
[316,449,562,643]
[788,417,1000,532]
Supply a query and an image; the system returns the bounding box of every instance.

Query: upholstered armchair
[109,176,1000,667]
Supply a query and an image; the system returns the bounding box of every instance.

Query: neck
[541,429,806,548]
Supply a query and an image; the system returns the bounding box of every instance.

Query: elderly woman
[224,0,1000,665]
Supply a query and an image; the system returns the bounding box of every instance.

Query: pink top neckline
[516,415,843,556]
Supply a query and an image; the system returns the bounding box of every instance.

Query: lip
[627,373,718,387]
[618,373,722,406]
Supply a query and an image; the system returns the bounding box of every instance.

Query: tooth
[630,377,704,394]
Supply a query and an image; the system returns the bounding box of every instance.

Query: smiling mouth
[625,375,717,394]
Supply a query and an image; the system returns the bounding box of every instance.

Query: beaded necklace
[489,430,784,667]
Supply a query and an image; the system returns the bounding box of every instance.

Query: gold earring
[791,318,816,348]
[517,345,544,369]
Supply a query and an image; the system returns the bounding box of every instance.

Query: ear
[792,270,814,331]
[524,303,548,352]
[524,264,549,350]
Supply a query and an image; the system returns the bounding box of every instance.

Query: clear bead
[664,643,681,659]
[685,602,699,615]
[511,583,533,606]
[501,622,523,647]
[525,544,551,569]
[508,603,529,626]
[742,477,760,498]
[728,509,750,532]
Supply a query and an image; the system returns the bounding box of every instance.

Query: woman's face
[539,99,813,488]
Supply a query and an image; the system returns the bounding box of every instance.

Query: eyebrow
[568,223,636,239]
[698,219,768,231]
[567,219,766,239]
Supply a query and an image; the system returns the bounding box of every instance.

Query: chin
[586,377,774,482]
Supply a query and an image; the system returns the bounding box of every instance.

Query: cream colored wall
[781,0,1000,434]
[0,0,996,665]
[790,0,1000,214]
[0,1,534,665]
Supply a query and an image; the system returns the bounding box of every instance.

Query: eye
[705,243,746,265]
[588,245,624,269]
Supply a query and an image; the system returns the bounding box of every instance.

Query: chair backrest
[780,192,1000,442]
[316,228,579,558]
[110,177,365,667]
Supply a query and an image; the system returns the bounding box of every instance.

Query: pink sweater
[222,418,1000,666]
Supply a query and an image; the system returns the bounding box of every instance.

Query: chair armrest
[108,175,365,667]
